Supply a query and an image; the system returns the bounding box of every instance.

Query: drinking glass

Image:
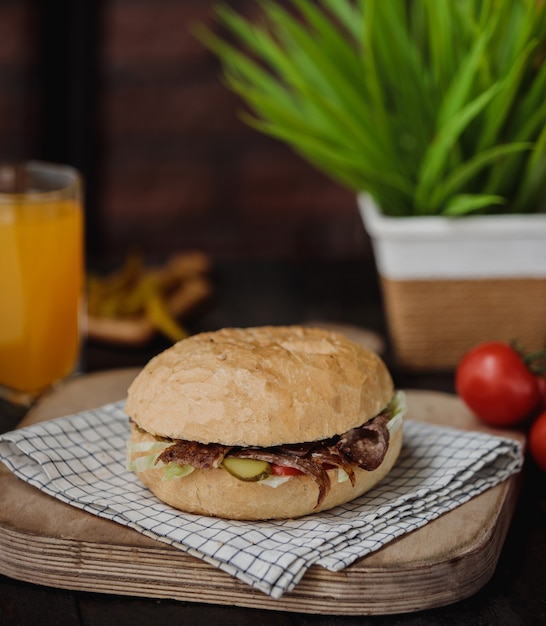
[0,161,84,405]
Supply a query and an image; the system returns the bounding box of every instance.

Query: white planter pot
[358,194,546,369]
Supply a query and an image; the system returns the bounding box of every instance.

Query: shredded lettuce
[389,390,407,418]
[126,440,170,472]
[161,462,195,482]
[128,453,161,473]
[387,390,407,434]
[126,440,195,481]
[259,474,292,488]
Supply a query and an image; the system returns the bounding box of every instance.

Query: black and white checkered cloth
[0,401,523,598]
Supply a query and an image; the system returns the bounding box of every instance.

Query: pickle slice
[222,457,271,482]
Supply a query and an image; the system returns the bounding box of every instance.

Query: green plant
[196,0,546,216]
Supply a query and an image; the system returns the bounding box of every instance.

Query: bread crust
[125,325,394,446]
[130,421,403,520]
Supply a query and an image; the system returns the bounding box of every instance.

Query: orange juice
[0,171,83,395]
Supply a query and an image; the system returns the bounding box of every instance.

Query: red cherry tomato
[455,341,540,427]
[529,411,546,472]
[270,465,304,476]
[537,376,546,410]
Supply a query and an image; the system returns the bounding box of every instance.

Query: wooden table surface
[1,259,545,626]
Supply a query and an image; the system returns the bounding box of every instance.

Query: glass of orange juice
[0,161,84,405]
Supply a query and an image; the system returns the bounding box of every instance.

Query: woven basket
[358,196,546,370]
[381,276,546,369]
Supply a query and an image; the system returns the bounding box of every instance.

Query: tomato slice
[270,464,304,476]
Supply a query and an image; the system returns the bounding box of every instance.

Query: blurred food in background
[86,251,212,345]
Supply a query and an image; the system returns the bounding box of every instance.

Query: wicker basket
[358,196,546,370]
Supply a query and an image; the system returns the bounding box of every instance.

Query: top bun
[125,325,394,447]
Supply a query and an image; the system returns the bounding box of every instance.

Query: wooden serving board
[0,369,523,615]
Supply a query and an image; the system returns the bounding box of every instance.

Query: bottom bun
[130,423,403,520]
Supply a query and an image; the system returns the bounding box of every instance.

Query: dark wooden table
[1,259,545,626]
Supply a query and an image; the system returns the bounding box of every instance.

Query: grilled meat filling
[134,409,392,508]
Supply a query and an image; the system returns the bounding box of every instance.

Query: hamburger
[125,325,405,520]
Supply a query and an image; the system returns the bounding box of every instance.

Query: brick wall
[0,0,39,161]
[95,0,370,261]
[0,0,372,262]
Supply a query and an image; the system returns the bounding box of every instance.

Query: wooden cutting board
[0,369,523,615]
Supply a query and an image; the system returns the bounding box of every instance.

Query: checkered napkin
[0,401,523,599]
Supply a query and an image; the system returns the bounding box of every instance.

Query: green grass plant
[196,0,546,216]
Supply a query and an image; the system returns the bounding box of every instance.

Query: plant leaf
[442,194,506,216]
[415,83,500,213]
[244,114,415,201]
[197,0,546,215]
[319,0,362,41]
[436,25,492,128]
[430,142,532,211]
[477,40,538,151]
[513,124,546,212]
